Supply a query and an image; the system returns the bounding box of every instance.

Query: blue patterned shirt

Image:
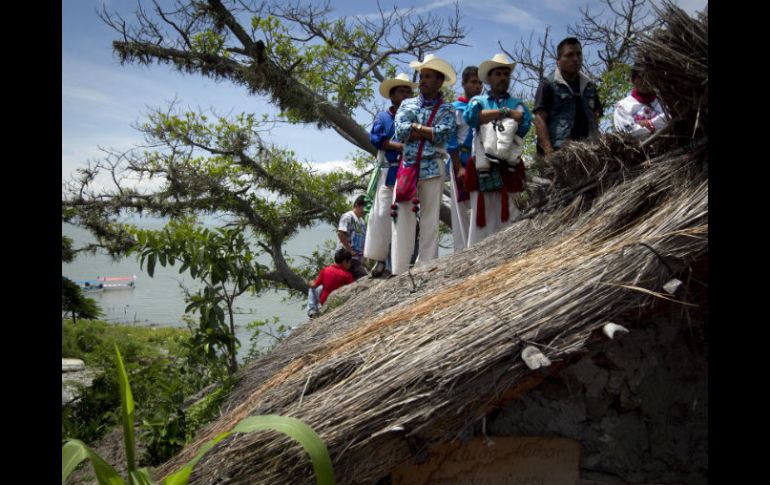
[446,97,473,167]
[464,91,533,138]
[394,94,456,180]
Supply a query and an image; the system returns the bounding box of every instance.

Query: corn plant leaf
[231,415,335,485]
[162,431,233,485]
[62,439,126,485]
[115,345,136,474]
[130,468,155,485]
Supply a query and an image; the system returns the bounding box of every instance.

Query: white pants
[468,191,520,247]
[449,167,470,253]
[363,167,394,262]
[391,171,444,275]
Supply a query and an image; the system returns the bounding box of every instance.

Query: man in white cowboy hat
[390,54,457,275]
[364,73,417,277]
[463,53,532,246]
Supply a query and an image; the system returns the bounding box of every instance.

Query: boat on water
[76,276,137,292]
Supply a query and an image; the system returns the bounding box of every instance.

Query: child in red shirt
[307,249,354,317]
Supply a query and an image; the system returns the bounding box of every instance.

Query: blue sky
[62,0,706,188]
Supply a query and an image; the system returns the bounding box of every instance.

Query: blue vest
[546,72,599,149]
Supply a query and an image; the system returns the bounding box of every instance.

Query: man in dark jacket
[533,37,603,175]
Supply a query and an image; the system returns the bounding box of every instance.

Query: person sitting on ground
[307,248,355,318]
[613,65,669,140]
[337,195,368,280]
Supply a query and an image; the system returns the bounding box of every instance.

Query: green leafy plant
[597,62,633,131]
[244,316,292,363]
[62,345,153,484]
[62,345,335,485]
[140,370,189,466]
[132,219,271,374]
[61,321,200,448]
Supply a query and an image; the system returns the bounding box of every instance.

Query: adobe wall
[481,304,708,484]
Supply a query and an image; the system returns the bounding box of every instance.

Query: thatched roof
[153,3,708,484]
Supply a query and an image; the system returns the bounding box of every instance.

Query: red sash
[464,157,526,227]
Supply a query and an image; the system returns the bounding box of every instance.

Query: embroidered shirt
[613,93,669,140]
[394,94,456,180]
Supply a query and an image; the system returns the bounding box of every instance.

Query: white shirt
[613,94,669,140]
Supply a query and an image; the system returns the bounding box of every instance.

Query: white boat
[77,275,136,291]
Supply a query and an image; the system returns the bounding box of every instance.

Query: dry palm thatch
[150,3,707,484]
[636,1,708,140]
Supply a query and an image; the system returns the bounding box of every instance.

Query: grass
[62,319,189,366]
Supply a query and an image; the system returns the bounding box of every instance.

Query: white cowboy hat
[478,53,517,83]
[379,73,418,99]
[409,54,457,87]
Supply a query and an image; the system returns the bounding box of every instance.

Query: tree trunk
[269,237,311,293]
[226,298,238,375]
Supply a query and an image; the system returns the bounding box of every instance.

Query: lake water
[63,215,453,361]
[62,218,338,360]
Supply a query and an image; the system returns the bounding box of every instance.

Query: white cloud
[61,133,145,186]
[356,0,461,21]
[473,0,545,30]
[411,0,462,15]
[62,85,120,106]
[535,0,575,12]
[307,160,361,175]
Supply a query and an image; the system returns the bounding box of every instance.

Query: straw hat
[478,53,517,83]
[379,73,418,99]
[409,54,457,87]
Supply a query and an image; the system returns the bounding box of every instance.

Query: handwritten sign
[392,437,580,485]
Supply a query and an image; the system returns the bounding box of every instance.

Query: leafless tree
[568,0,662,74]
[499,26,554,100]
[97,0,467,154]
[500,0,662,99]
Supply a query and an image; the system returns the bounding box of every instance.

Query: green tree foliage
[62,235,77,263]
[598,62,633,130]
[62,276,103,324]
[62,222,102,324]
[96,0,465,153]
[131,218,273,374]
[64,106,361,296]
[244,316,292,362]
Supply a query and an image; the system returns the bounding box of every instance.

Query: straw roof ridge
[151,147,706,483]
